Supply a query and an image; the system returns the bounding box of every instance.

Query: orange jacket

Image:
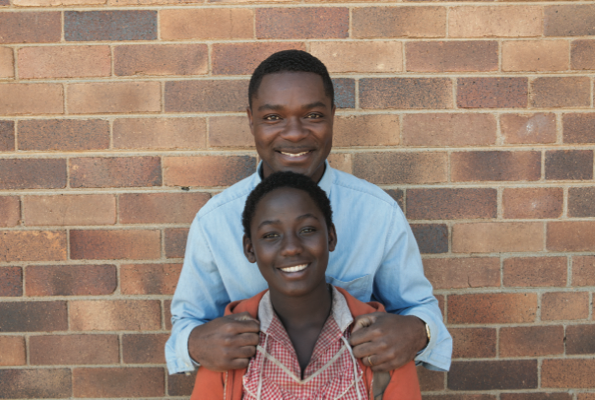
[191,287,421,400]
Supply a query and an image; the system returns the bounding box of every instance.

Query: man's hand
[188,312,260,372]
[350,312,427,372]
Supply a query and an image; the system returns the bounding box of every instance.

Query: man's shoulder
[330,168,399,210]
[195,173,257,221]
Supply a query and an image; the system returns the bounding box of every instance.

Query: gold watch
[425,323,431,344]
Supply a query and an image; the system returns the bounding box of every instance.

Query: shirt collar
[255,160,333,199]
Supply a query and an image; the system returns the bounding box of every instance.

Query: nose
[280,232,303,256]
[281,117,308,142]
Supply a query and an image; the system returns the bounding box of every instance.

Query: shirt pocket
[325,274,372,301]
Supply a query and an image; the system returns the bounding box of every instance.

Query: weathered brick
[164,299,172,330]
[122,334,168,364]
[70,157,161,188]
[165,228,189,259]
[406,41,497,72]
[0,83,63,115]
[353,152,447,184]
[311,41,402,73]
[531,77,591,108]
[545,150,593,181]
[209,116,253,148]
[542,292,589,321]
[0,196,19,227]
[449,6,542,38]
[451,151,540,182]
[448,293,537,324]
[333,78,356,109]
[0,121,14,151]
[26,265,117,296]
[502,187,563,219]
[0,266,21,296]
[327,153,352,174]
[70,300,161,331]
[548,222,595,252]
[168,372,195,397]
[14,0,104,6]
[572,256,595,286]
[0,159,66,190]
[0,337,25,366]
[501,392,572,400]
[74,367,164,398]
[213,42,306,75]
[457,77,527,108]
[0,301,67,332]
[417,366,445,391]
[503,41,569,72]
[115,44,208,76]
[352,7,446,38]
[163,155,256,187]
[114,118,206,150]
[403,113,496,147]
[408,188,496,220]
[334,114,399,147]
[30,335,119,365]
[578,393,595,400]
[256,7,348,39]
[450,328,496,359]
[65,11,157,41]
[19,119,109,152]
[165,80,248,113]
[121,264,182,295]
[571,40,595,70]
[383,188,404,211]
[424,393,496,400]
[453,222,543,253]
[501,113,556,145]
[411,224,448,254]
[360,78,452,110]
[18,46,110,79]
[500,326,564,357]
[160,9,253,40]
[68,82,161,114]
[0,231,67,262]
[70,229,160,260]
[569,188,595,217]
[563,113,595,144]
[0,47,13,78]
[23,194,115,226]
[120,193,208,224]
[545,5,595,36]
[0,369,71,399]
[448,360,537,390]
[542,359,595,388]
[503,257,566,288]
[424,257,500,290]
[566,325,595,355]
[0,12,61,44]
[435,295,445,319]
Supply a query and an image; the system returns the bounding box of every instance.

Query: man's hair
[242,171,333,239]
[248,49,334,109]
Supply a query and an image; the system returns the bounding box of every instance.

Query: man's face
[247,72,335,183]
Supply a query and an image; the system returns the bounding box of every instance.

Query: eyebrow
[257,101,327,112]
[256,213,319,229]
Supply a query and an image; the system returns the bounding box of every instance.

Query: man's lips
[277,263,309,273]
[276,150,313,158]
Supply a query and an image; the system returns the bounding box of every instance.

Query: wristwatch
[425,323,431,344]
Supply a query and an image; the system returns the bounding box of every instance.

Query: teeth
[279,264,308,273]
[280,151,309,157]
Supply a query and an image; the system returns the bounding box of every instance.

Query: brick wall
[0,0,594,399]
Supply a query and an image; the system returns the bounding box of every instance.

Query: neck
[269,282,332,331]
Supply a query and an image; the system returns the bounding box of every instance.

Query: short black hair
[248,50,334,109]
[242,171,333,239]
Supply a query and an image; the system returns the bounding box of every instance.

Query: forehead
[253,71,330,106]
[253,187,324,223]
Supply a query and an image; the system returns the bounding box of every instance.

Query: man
[166,50,452,376]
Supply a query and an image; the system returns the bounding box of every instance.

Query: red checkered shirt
[242,287,367,400]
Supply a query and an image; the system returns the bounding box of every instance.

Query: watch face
[425,323,431,341]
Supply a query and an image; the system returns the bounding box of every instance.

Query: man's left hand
[349,312,427,372]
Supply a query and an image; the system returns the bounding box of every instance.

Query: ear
[328,223,337,252]
[243,234,257,263]
[246,107,255,136]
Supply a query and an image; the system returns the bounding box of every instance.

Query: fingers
[224,313,260,334]
[351,313,379,334]
[233,331,260,347]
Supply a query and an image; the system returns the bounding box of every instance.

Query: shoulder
[330,168,400,211]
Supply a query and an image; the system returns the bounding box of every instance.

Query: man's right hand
[188,312,260,372]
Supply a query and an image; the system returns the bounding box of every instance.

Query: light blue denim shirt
[166,162,452,375]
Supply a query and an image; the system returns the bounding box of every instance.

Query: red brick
[353,152,447,184]
[571,40,595,70]
[115,44,207,76]
[450,328,496,359]
[578,393,595,400]
[123,333,168,364]
[30,335,119,365]
[23,194,115,226]
[452,151,540,182]
[548,222,595,252]
[500,326,564,357]
[503,40,569,72]
[566,325,595,355]
[0,158,66,190]
[453,222,543,253]
[435,295,445,319]
[0,230,66,262]
[213,42,306,75]
[503,257,566,288]
[542,359,595,388]
[18,46,110,79]
[0,120,14,151]
[501,393,572,400]
[70,229,160,260]
[545,150,593,181]
[448,360,537,390]
[411,224,448,254]
[503,187,563,219]
[408,188,496,220]
[68,82,161,114]
[563,113,595,144]
[333,78,356,108]
[120,193,208,224]
[18,119,109,152]
[407,41,497,72]
[70,157,161,188]
[0,337,25,366]
[26,265,116,296]
[121,264,182,295]
[449,6,542,38]
[572,256,595,286]
[360,78,452,110]
[0,47,13,78]
[417,366,445,391]
[168,373,196,397]
[15,0,104,6]
[209,116,253,148]
[74,367,164,398]
[0,12,61,44]
[164,155,256,187]
[531,77,591,108]
[0,266,21,297]
[569,187,595,217]
[424,393,496,400]
[0,196,19,227]
[405,113,496,147]
[501,113,557,145]
[165,228,189,259]
[70,300,161,331]
[542,292,589,321]
[334,114,399,147]
[65,10,157,41]
[383,188,404,211]
[160,9,253,40]
[0,301,67,332]
[449,293,537,324]
[0,369,71,399]
[457,77,527,109]
[328,153,353,175]
[311,41,402,73]
[0,83,63,115]
[424,257,500,290]
[256,7,348,39]
[352,7,446,38]
[545,5,595,36]
[164,299,172,330]
[165,80,248,113]
[114,117,206,150]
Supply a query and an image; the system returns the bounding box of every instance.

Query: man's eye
[306,113,323,119]
[264,115,281,121]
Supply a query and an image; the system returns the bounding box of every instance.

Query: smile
[279,151,311,157]
[278,264,309,273]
